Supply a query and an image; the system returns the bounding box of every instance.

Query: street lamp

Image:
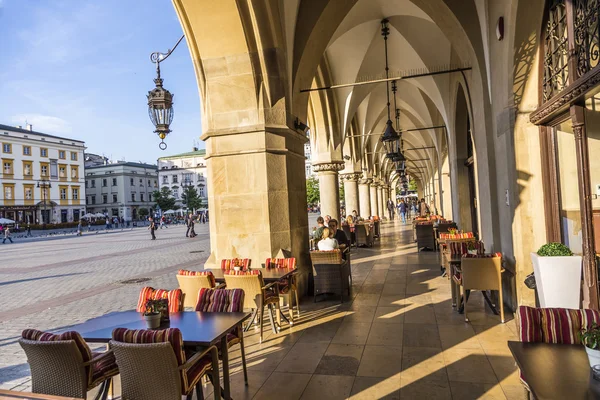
[148,35,184,150]
[379,19,402,161]
[37,179,52,230]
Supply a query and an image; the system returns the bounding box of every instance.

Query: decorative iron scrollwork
[574,0,600,78]
[543,0,569,101]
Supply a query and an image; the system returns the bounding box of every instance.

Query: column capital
[313,161,345,173]
[359,177,372,185]
[341,172,362,181]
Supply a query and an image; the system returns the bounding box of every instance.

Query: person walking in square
[189,217,197,238]
[185,213,192,237]
[3,227,13,244]
[148,217,156,240]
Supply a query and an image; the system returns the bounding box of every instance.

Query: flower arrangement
[448,228,458,235]
[232,258,244,271]
[143,299,161,316]
[581,323,600,350]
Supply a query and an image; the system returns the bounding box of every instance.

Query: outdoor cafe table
[205,267,296,283]
[62,311,250,400]
[0,390,81,399]
[508,341,600,399]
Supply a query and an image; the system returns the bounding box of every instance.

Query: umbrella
[95,212,106,218]
[0,218,15,224]
[164,210,175,214]
[81,213,95,219]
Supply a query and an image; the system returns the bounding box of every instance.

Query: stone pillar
[377,185,384,220]
[314,162,345,222]
[203,127,309,274]
[343,173,361,218]
[370,183,379,218]
[358,178,371,218]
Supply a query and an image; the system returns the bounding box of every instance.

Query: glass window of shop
[555,118,582,254]
[586,95,600,254]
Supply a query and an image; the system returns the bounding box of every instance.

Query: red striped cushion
[90,351,119,387]
[177,270,216,287]
[265,258,297,270]
[224,270,260,275]
[136,287,183,313]
[22,329,94,384]
[517,306,600,344]
[195,288,245,312]
[220,258,251,271]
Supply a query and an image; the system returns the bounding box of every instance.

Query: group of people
[312,215,350,251]
[384,198,434,223]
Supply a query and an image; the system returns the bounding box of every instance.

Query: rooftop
[85,161,157,170]
[0,123,85,144]
[158,148,206,160]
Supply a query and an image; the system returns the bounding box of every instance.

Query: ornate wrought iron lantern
[379,19,401,161]
[148,35,184,150]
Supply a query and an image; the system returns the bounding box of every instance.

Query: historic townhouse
[157,148,208,209]
[0,124,86,224]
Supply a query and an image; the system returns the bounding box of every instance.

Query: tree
[138,208,149,219]
[152,187,177,212]
[181,186,202,211]
[306,177,320,205]
[408,178,418,192]
[338,179,345,203]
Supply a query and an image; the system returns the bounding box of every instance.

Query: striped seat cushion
[136,287,183,313]
[177,269,216,287]
[112,327,209,393]
[224,270,261,275]
[90,351,119,387]
[440,232,475,239]
[195,288,245,312]
[220,258,251,271]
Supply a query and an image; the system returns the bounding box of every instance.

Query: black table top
[205,268,296,282]
[508,341,600,399]
[66,311,250,347]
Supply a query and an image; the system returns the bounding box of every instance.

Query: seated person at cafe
[324,215,332,226]
[328,219,349,249]
[317,227,339,251]
[313,216,326,242]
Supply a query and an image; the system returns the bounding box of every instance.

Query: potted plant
[232,258,242,271]
[143,299,162,329]
[580,323,600,368]
[530,242,581,309]
[466,241,478,255]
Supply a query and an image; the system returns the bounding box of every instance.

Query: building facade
[157,148,208,210]
[84,162,158,221]
[0,124,86,224]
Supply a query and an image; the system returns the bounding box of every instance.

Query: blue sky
[0,0,202,164]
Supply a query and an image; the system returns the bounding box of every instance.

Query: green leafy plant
[581,323,600,350]
[537,243,573,257]
[306,176,320,205]
[467,241,477,251]
[143,299,161,316]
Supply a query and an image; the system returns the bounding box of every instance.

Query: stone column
[370,183,379,217]
[343,173,361,218]
[314,162,345,222]
[203,127,309,274]
[377,185,384,220]
[358,178,371,218]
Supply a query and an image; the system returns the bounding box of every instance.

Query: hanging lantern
[381,120,400,159]
[147,65,174,150]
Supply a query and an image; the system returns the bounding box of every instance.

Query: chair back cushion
[265,258,296,270]
[220,258,251,271]
[195,288,245,312]
[517,306,600,344]
[136,287,183,313]
[177,270,216,287]
[310,250,343,265]
[176,271,216,308]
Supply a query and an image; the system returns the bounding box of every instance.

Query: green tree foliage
[306,177,320,205]
[181,186,203,211]
[408,178,418,192]
[138,208,149,219]
[152,187,177,211]
[339,179,345,203]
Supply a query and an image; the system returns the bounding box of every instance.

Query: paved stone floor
[0,220,524,399]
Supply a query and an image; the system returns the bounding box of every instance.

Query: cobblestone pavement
[0,223,211,390]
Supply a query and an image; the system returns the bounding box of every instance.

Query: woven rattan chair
[342,224,353,246]
[195,288,249,386]
[373,220,381,239]
[355,224,373,247]
[110,327,220,400]
[457,253,505,323]
[223,271,280,342]
[309,250,350,303]
[176,270,224,308]
[136,287,183,313]
[19,329,117,400]
[416,223,435,251]
[265,258,300,322]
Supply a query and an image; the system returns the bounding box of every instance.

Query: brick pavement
[0,224,211,390]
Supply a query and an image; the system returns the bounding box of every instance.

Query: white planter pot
[144,313,161,329]
[586,346,600,369]
[530,253,582,309]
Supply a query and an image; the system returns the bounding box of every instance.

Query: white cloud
[10,114,71,134]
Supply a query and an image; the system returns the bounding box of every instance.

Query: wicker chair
[223,271,280,342]
[136,287,183,313]
[176,270,223,308]
[110,327,220,400]
[355,224,373,247]
[265,257,300,322]
[457,253,505,323]
[516,306,600,399]
[373,220,381,239]
[416,223,435,251]
[19,329,118,400]
[342,224,354,246]
[447,240,484,307]
[194,288,249,386]
[309,250,350,303]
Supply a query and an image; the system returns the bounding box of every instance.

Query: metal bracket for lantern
[148,35,184,150]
